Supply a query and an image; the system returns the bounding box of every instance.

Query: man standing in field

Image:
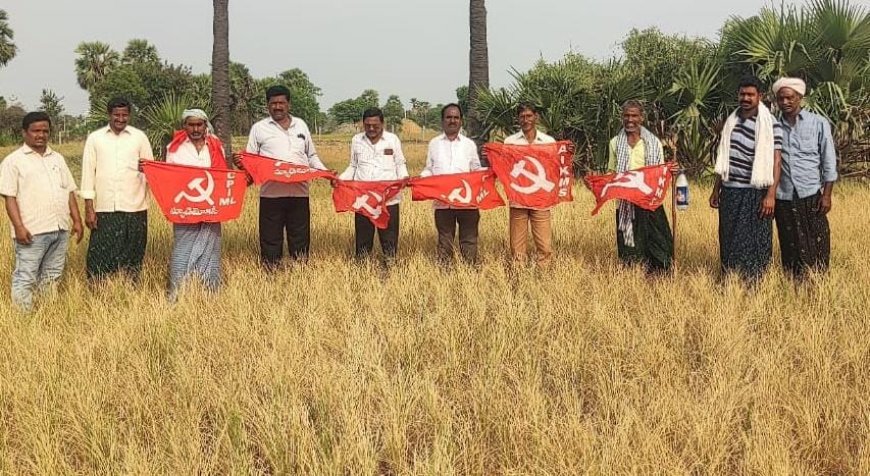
[234,85,327,269]
[164,109,226,301]
[771,78,838,279]
[0,112,83,311]
[338,107,409,264]
[502,103,557,267]
[419,103,483,265]
[80,97,154,282]
[606,100,677,272]
[709,76,782,282]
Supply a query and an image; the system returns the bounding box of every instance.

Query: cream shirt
[420,133,482,209]
[80,125,154,212]
[339,131,409,205]
[0,145,77,237]
[246,116,326,198]
[503,129,556,210]
[504,129,555,146]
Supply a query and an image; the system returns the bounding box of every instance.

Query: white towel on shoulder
[714,102,775,188]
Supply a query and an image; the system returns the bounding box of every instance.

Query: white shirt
[80,125,154,212]
[166,138,212,168]
[339,131,409,205]
[246,116,326,198]
[420,133,482,209]
[504,129,556,145]
[0,145,77,237]
[504,129,556,210]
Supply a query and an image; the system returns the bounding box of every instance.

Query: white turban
[181,108,213,132]
[182,108,209,121]
[772,77,806,97]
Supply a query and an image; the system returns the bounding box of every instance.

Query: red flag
[143,161,247,224]
[239,152,335,185]
[409,170,505,210]
[332,180,407,229]
[484,141,574,208]
[584,163,674,215]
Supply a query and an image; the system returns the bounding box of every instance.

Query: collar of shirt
[737,113,758,124]
[507,130,551,144]
[168,138,211,166]
[362,133,391,147]
[20,144,55,158]
[437,132,464,142]
[267,116,296,131]
[778,109,808,128]
[102,125,132,135]
[523,131,540,143]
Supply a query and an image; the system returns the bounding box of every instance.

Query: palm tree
[140,91,212,158]
[668,58,724,174]
[0,9,17,67]
[468,0,490,152]
[74,41,120,90]
[211,0,232,164]
[721,0,869,154]
[122,39,160,65]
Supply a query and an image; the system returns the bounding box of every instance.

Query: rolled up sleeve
[393,138,409,179]
[79,135,97,200]
[338,140,358,180]
[0,159,18,197]
[306,137,328,171]
[820,119,838,183]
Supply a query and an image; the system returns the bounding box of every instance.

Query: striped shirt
[723,115,783,188]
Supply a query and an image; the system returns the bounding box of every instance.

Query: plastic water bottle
[675,171,689,211]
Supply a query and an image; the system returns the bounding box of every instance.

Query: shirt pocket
[50,164,70,190]
[378,152,397,172]
[797,127,819,153]
[289,137,307,159]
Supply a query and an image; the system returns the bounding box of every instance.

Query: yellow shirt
[607,137,664,172]
[0,145,77,237]
[80,125,154,212]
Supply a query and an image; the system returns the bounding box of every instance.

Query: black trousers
[259,197,310,267]
[434,208,480,264]
[355,204,399,259]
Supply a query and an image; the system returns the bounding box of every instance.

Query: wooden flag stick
[672,167,678,270]
[670,129,679,270]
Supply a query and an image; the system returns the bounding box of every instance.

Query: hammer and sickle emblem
[442,179,473,204]
[174,171,215,205]
[510,156,555,195]
[602,170,653,196]
[353,192,383,218]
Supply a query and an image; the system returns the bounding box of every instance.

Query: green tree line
[474,0,869,176]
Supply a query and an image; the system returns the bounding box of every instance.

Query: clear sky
[0,0,800,115]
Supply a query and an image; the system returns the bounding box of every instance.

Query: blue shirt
[777,110,838,200]
[723,114,783,189]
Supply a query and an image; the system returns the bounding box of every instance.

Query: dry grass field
[0,137,868,474]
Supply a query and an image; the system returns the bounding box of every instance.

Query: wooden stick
[671,132,679,271]
[671,171,678,270]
